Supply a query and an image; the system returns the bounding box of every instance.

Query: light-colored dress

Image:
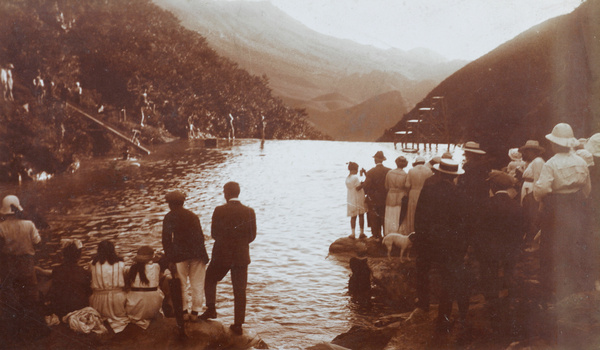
[384,168,408,235]
[89,261,129,333]
[346,174,367,217]
[125,263,164,330]
[401,164,433,234]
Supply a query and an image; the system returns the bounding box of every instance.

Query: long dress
[384,168,408,235]
[125,263,164,330]
[89,261,129,333]
[346,174,367,217]
[401,164,433,234]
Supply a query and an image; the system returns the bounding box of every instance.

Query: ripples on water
[0,139,462,349]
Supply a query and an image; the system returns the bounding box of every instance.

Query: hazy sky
[254,0,583,60]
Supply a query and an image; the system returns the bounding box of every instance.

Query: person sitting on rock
[125,246,164,330]
[46,239,92,319]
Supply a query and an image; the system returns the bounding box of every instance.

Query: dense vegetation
[0,0,324,180]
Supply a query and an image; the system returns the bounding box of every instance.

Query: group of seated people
[43,239,165,334]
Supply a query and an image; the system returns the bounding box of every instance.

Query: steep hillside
[382,0,600,159]
[309,91,408,142]
[0,0,325,178]
[153,0,465,138]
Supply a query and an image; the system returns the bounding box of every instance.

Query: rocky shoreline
[317,236,600,350]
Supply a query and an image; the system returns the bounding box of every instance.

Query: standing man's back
[363,151,391,239]
[200,181,256,335]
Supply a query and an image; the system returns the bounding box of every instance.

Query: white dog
[382,233,414,262]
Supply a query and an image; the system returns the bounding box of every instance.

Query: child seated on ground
[125,246,164,329]
[46,239,92,319]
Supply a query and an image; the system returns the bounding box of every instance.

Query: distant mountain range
[153,0,466,140]
[382,0,599,161]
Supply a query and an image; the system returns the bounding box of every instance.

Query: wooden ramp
[65,103,151,155]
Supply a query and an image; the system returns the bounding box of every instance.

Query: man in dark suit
[412,159,469,334]
[362,151,391,239]
[199,182,257,335]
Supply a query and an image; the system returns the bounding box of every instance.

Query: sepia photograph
[0,0,598,349]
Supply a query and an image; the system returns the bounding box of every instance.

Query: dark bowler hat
[433,159,465,175]
[487,170,516,190]
[373,151,386,160]
[165,191,186,203]
[134,246,155,263]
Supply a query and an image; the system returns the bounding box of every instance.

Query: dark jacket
[363,163,391,208]
[413,174,467,261]
[476,192,524,261]
[47,263,92,318]
[210,200,256,266]
[162,207,209,264]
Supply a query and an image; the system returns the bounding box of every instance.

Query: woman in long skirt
[89,240,129,333]
[384,156,408,235]
[401,156,433,234]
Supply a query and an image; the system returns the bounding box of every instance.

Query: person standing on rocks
[162,191,209,321]
[200,181,256,336]
[411,159,469,334]
[346,162,367,239]
[534,123,592,303]
[362,151,391,239]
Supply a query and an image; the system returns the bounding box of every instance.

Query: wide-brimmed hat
[134,246,155,263]
[463,141,486,155]
[518,140,545,154]
[0,195,23,215]
[165,191,186,204]
[487,170,516,190]
[373,151,386,161]
[433,159,464,175]
[545,123,579,148]
[508,148,522,161]
[585,133,600,157]
[413,156,426,165]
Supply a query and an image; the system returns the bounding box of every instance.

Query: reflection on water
[0,139,461,349]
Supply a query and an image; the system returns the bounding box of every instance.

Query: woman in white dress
[384,156,408,235]
[89,240,129,333]
[401,156,433,234]
[346,162,367,238]
[125,246,164,329]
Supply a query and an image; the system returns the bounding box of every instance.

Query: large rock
[368,258,417,311]
[328,237,386,257]
[331,326,396,350]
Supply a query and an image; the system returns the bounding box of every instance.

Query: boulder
[329,237,386,257]
[331,325,395,350]
[368,258,417,311]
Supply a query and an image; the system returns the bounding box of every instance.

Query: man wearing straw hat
[362,151,391,239]
[411,159,469,334]
[534,123,592,303]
